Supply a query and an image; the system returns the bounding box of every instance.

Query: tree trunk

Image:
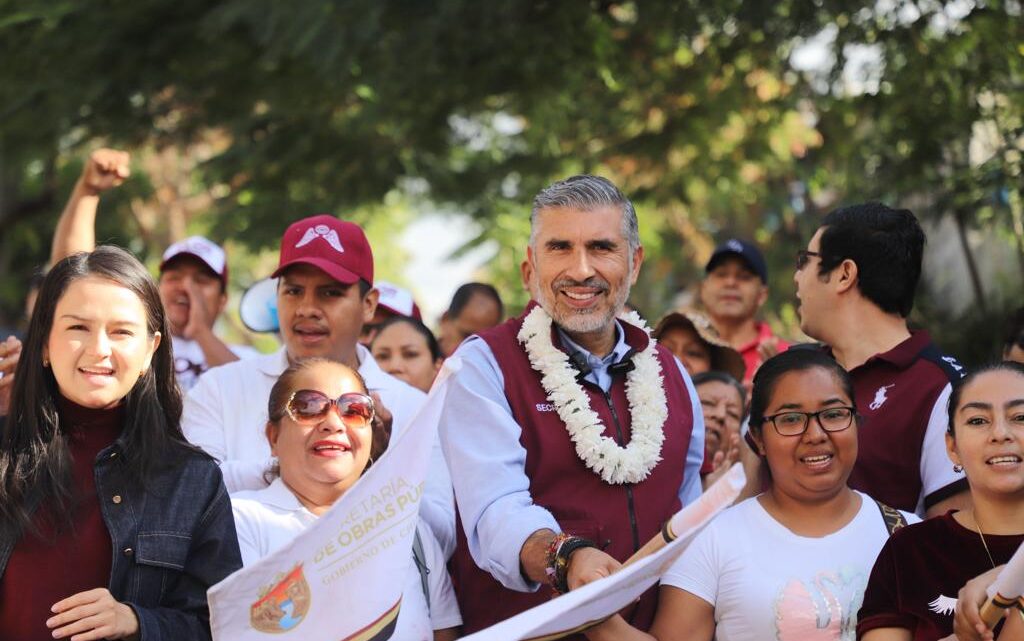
[953,208,988,314]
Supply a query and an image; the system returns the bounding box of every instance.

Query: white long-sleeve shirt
[439,324,705,593]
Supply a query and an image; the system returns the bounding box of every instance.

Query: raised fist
[80,148,130,196]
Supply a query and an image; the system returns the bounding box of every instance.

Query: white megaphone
[239,278,279,333]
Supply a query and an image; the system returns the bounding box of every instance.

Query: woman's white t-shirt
[661,491,917,641]
[231,478,462,640]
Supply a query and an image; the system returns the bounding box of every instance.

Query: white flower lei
[517,305,668,484]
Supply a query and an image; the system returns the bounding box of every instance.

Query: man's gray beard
[531,280,631,337]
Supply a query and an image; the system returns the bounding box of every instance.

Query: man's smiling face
[522,204,642,342]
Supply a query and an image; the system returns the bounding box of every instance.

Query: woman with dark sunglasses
[230,357,461,640]
[584,349,916,641]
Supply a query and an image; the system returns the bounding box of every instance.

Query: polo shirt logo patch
[535,403,556,412]
[869,384,895,410]
[927,594,957,616]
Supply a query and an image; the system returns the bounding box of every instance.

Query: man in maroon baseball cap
[269,214,378,366]
[182,214,455,557]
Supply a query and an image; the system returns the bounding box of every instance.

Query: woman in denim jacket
[0,246,242,641]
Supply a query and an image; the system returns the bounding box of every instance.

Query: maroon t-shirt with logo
[838,331,967,514]
[858,512,1023,640]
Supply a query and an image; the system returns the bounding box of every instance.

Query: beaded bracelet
[544,532,573,590]
[545,533,596,594]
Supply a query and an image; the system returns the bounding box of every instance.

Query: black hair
[266,358,390,469]
[447,282,503,320]
[947,361,1024,437]
[748,348,856,438]
[371,316,443,362]
[1,246,190,539]
[692,370,747,413]
[1003,308,1024,356]
[817,202,925,318]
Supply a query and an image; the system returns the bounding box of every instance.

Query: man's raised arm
[50,148,130,263]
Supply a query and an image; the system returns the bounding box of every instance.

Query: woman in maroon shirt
[0,246,240,641]
[858,362,1024,641]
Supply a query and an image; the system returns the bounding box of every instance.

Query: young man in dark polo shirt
[794,202,969,518]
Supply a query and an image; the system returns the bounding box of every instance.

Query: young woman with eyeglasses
[230,357,461,640]
[585,349,916,641]
[0,246,241,641]
[858,362,1024,641]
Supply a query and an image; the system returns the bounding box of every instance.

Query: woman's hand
[47,588,140,640]
[702,432,741,491]
[954,565,1005,641]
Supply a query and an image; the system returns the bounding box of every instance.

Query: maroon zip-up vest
[449,303,694,636]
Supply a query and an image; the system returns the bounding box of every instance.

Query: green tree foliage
[1,0,1021,361]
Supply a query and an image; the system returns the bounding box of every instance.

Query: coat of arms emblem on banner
[249,564,312,633]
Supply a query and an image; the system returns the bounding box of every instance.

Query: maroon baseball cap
[271,215,374,285]
[375,280,423,320]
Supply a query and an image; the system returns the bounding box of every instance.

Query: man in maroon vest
[439,175,705,635]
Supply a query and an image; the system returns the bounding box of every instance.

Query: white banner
[987,539,1024,605]
[461,464,746,641]
[208,359,460,641]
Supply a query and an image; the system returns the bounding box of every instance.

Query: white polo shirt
[183,344,455,555]
[232,479,462,638]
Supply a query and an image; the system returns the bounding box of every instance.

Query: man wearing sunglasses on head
[182,215,455,554]
[793,202,969,518]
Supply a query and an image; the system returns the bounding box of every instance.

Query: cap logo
[295,224,344,254]
[726,239,744,252]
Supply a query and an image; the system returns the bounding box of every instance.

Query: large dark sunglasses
[285,390,375,428]
[796,249,821,270]
[761,406,856,437]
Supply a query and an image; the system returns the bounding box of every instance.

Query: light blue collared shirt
[438,321,705,592]
[555,324,632,393]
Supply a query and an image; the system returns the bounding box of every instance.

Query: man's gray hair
[529,175,640,251]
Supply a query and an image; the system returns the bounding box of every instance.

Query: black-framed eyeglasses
[761,406,856,437]
[796,249,821,270]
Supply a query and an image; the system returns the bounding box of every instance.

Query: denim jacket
[0,438,243,641]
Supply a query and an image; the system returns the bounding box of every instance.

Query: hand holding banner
[208,360,460,641]
[980,541,1024,627]
[461,463,746,641]
[623,463,746,569]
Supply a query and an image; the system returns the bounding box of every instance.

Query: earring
[43,359,49,367]
[953,464,964,473]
